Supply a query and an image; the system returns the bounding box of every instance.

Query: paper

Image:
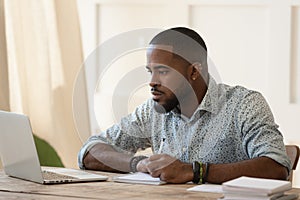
[187,184,223,193]
[222,176,292,195]
[222,192,284,200]
[113,172,166,185]
[220,193,298,200]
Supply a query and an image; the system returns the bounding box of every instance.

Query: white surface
[187,184,223,193]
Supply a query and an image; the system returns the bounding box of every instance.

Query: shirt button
[182,147,187,151]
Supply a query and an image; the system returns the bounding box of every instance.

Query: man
[78,27,291,184]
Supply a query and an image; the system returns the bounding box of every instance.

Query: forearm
[83,143,132,173]
[206,157,288,184]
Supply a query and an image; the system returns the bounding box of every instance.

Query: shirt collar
[197,75,225,115]
[168,75,225,119]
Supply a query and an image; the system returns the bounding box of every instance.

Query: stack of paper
[221,176,297,200]
[113,172,166,185]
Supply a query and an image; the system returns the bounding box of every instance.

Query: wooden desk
[0,170,299,200]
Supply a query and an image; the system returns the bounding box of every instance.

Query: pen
[158,138,165,154]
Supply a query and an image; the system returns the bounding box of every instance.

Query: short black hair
[149,27,207,67]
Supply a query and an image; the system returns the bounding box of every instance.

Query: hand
[136,154,193,183]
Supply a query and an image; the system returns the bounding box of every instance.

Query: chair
[285,145,300,182]
[33,134,64,167]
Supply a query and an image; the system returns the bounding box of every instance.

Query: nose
[149,73,161,88]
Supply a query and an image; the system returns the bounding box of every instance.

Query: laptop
[0,110,108,184]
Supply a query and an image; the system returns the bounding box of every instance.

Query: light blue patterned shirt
[78,76,291,171]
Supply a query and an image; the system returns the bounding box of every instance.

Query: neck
[179,79,208,118]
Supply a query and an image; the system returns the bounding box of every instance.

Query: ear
[189,62,202,81]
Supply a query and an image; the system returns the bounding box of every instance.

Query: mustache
[151,87,164,93]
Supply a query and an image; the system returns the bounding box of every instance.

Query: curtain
[0,0,90,168]
[0,0,9,112]
[0,0,8,169]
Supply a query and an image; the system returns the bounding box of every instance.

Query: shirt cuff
[77,140,104,169]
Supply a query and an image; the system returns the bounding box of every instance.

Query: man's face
[146,46,192,113]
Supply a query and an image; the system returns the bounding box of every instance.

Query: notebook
[0,110,108,184]
[221,176,292,196]
[113,172,166,185]
[220,176,296,200]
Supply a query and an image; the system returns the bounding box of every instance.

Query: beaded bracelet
[199,162,203,184]
[192,161,200,184]
[203,162,210,183]
[192,161,204,184]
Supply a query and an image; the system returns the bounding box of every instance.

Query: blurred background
[0,0,300,186]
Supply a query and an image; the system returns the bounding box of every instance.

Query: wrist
[129,155,148,172]
[187,163,194,182]
[178,162,194,183]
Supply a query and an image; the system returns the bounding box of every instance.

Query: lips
[151,88,164,101]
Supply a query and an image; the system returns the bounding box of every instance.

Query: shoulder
[219,84,268,107]
[217,83,272,116]
[229,86,268,107]
[220,84,260,100]
[223,85,275,122]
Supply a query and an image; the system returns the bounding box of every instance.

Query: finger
[136,159,149,172]
[159,172,168,181]
[139,157,151,165]
[149,169,161,178]
[146,160,163,172]
[148,154,163,161]
[148,157,178,173]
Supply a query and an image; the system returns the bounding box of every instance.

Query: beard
[152,81,194,114]
[153,95,179,114]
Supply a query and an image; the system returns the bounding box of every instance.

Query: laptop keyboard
[42,170,78,180]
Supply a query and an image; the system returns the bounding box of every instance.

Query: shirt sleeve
[237,91,291,172]
[77,99,153,169]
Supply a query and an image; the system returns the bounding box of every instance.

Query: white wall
[77,0,300,186]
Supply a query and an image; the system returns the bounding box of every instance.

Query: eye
[158,70,169,75]
[146,68,152,74]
